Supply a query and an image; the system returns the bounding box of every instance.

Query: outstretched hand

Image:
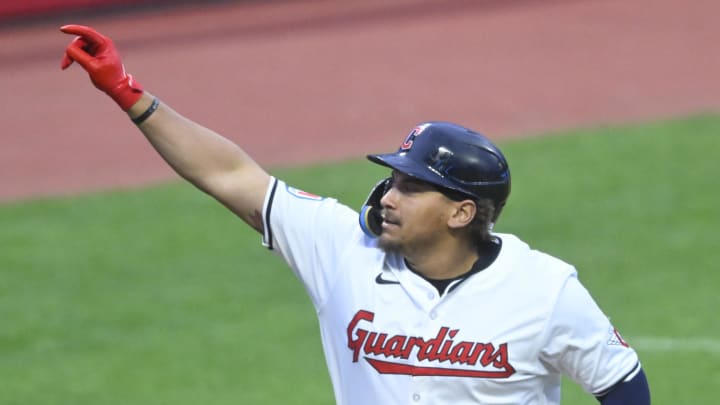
[60,24,143,110]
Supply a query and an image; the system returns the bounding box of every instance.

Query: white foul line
[630,336,720,354]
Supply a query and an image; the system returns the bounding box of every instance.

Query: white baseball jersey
[261,178,639,405]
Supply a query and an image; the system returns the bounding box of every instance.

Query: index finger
[60,24,106,46]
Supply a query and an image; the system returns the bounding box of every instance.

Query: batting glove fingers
[60,24,144,111]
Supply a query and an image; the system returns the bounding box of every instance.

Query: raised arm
[60,24,270,232]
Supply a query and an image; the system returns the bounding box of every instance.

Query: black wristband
[131,97,160,125]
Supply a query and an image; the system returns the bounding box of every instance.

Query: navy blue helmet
[360,122,511,238]
[368,121,510,219]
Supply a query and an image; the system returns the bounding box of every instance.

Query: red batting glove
[60,24,143,111]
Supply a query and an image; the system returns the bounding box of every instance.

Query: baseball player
[60,25,650,404]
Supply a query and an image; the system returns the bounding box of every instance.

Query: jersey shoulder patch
[607,326,631,348]
[285,184,325,201]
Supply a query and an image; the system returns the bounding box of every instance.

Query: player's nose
[380,185,397,209]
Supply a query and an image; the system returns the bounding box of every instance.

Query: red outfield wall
[2,0,719,202]
[0,0,160,19]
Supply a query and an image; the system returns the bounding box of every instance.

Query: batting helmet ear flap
[359,177,390,238]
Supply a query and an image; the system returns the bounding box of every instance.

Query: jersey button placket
[411,299,434,405]
[427,291,441,321]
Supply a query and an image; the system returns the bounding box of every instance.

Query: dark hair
[437,186,495,243]
[467,198,495,243]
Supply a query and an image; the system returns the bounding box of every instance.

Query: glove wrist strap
[107,74,144,111]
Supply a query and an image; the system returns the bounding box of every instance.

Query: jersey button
[427,292,435,300]
[429,311,437,320]
[412,393,421,401]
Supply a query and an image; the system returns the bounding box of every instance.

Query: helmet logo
[429,146,454,177]
[400,123,431,151]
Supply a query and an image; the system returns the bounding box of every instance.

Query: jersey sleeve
[539,274,640,395]
[260,177,362,310]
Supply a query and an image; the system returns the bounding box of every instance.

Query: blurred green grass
[1,114,718,404]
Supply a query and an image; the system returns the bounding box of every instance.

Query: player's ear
[447,199,476,229]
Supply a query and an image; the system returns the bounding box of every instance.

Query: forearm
[128,93,270,229]
[60,25,270,232]
[128,94,260,189]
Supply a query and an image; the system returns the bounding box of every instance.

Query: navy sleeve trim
[264,178,279,250]
[596,364,650,405]
[594,362,640,397]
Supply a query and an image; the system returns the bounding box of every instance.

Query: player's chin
[377,233,403,254]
